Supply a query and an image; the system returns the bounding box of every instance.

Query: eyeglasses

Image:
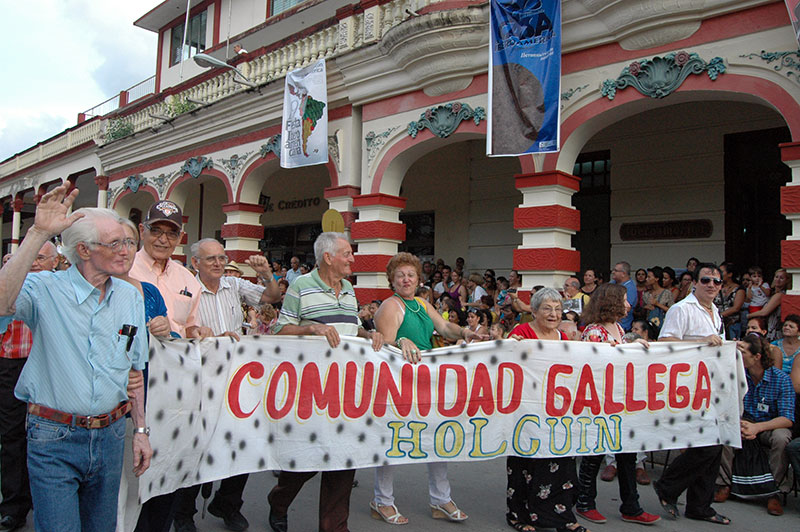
[144,223,180,240]
[699,277,722,286]
[198,255,229,265]
[33,254,57,263]
[88,238,137,253]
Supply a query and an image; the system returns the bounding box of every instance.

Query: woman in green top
[370,252,484,525]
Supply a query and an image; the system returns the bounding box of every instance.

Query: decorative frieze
[407,102,486,139]
[365,126,401,165]
[601,51,726,100]
[260,135,282,159]
[739,50,800,85]
[180,156,214,179]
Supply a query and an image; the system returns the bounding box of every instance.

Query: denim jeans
[26,413,126,532]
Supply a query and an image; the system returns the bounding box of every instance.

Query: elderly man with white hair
[267,232,384,532]
[0,185,151,532]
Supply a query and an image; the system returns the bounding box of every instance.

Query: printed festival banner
[280,59,328,168]
[488,0,561,155]
[139,336,745,502]
[786,0,800,49]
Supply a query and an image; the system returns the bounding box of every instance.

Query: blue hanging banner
[488,0,561,156]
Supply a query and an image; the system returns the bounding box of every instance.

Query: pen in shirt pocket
[180,287,192,297]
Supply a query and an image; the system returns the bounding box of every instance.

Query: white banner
[280,59,328,168]
[139,336,745,502]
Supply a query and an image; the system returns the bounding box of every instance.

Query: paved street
[11,454,800,530]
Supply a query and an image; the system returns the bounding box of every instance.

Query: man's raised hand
[33,184,84,237]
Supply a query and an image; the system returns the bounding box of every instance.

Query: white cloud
[0,0,162,161]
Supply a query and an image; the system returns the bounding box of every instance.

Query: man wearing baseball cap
[130,201,202,338]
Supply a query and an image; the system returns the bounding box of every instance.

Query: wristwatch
[133,426,150,435]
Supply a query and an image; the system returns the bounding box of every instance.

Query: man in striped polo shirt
[268,232,384,532]
[173,238,280,532]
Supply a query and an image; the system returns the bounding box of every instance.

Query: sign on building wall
[488,0,562,155]
[786,1,800,49]
[138,335,744,502]
[281,59,328,168]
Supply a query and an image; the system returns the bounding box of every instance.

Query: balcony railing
[1,0,449,178]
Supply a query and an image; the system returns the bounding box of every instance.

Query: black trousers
[0,358,31,521]
[577,453,641,516]
[174,474,248,521]
[655,445,722,518]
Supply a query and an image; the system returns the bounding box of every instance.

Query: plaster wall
[401,140,521,276]
[225,0,268,38]
[580,100,787,271]
[260,165,330,227]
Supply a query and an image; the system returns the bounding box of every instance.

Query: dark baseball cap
[144,201,183,229]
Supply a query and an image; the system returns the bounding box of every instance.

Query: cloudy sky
[0,1,163,162]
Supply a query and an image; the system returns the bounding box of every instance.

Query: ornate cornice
[407,102,485,139]
[601,51,725,100]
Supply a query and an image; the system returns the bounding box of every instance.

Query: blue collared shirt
[743,366,795,423]
[0,266,147,415]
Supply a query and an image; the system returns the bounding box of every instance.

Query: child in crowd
[745,266,771,313]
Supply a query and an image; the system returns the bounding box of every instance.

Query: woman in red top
[574,284,660,526]
[507,289,586,532]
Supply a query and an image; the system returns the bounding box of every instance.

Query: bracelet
[396,337,408,348]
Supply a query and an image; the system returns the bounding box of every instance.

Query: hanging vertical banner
[281,59,328,168]
[786,1,800,49]
[488,0,561,156]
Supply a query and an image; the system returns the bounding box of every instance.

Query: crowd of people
[0,186,797,531]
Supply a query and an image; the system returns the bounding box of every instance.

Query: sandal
[652,481,678,520]
[687,512,730,525]
[370,501,408,525]
[506,517,535,531]
[430,501,468,521]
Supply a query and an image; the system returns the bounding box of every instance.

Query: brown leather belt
[28,401,131,429]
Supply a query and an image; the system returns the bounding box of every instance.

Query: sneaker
[600,464,616,482]
[621,512,661,525]
[576,508,607,523]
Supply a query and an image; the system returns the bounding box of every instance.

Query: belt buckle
[89,414,110,429]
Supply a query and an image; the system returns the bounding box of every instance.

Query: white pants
[373,462,451,507]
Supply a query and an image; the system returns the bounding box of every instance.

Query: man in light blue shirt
[0,185,151,532]
[611,261,637,331]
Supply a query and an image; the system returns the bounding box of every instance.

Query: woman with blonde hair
[370,252,483,525]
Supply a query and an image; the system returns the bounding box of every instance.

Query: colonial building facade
[2,0,800,311]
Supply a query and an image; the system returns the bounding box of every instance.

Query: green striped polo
[274,269,360,336]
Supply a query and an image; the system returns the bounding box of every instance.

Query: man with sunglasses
[654,263,730,525]
[130,201,203,338]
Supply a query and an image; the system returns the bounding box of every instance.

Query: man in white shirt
[654,263,730,525]
[285,256,302,284]
[172,238,280,532]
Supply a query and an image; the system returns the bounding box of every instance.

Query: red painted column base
[355,287,394,304]
[782,294,800,319]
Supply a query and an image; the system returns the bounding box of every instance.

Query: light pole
[193,53,258,88]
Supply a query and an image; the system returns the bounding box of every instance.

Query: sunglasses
[699,277,722,286]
